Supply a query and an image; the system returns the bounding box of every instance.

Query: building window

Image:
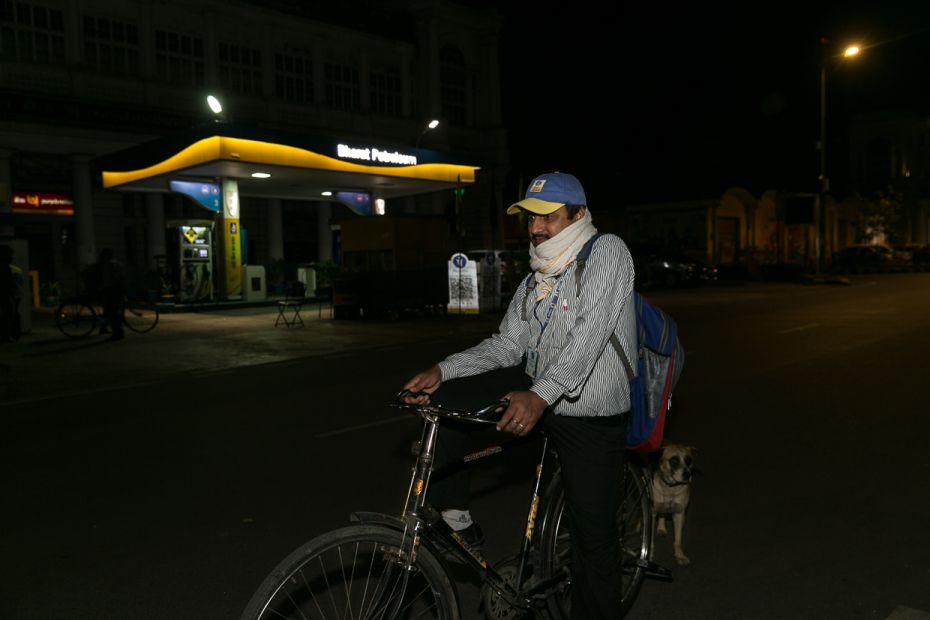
[275,51,313,103]
[218,42,262,96]
[440,44,466,126]
[370,65,401,116]
[0,1,65,64]
[324,61,359,111]
[154,29,204,87]
[83,16,139,75]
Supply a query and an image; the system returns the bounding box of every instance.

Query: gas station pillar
[219,179,243,299]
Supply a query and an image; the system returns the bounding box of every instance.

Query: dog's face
[658,444,695,486]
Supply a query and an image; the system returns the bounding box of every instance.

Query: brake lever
[473,398,510,419]
[394,389,429,404]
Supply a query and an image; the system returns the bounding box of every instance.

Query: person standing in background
[0,245,24,343]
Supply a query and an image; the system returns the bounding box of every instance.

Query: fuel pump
[166,220,215,302]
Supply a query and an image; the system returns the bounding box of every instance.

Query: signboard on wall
[169,180,221,212]
[11,192,74,215]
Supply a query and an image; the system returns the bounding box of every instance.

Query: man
[97,248,125,341]
[403,171,637,618]
[0,245,24,343]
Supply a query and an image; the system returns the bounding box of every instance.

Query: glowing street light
[207,95,223,115]
[416,119,440,148]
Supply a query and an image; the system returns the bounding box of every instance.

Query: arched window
[440,44,466,126]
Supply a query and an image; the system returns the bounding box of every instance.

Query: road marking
[886,606,930,620]
[314,414,411,438]
[778,323,821,334]
[1,380,161,406]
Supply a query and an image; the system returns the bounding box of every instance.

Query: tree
[856,186,904,245]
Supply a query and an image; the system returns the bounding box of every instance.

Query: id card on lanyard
[526,278,565,378]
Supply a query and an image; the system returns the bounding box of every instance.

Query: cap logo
[528,179,547,193]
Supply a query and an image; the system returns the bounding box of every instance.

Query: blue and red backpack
[575,233,685,452]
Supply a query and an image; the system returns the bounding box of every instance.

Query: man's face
[526,206,584,246]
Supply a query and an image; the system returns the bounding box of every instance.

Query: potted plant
[40,281,61,307]
[311,259,339,298]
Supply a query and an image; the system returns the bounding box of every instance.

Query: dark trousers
[102,288,124,337]
[544,412,626,620]
[428,412,627,619]
[426,420,473,510]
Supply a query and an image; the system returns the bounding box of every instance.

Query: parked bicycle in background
[55,293,159,339]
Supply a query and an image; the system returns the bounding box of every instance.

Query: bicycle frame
[365,407,567,615]
[242,396,669,620]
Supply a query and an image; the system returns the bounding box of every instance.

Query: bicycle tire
[537,459,653,617]
[240,524,460,620]
[122,299,159,333]
[55,299,98,339]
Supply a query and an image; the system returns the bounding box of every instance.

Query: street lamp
[415,119,440,148]
[207,95,224,122]
[816,43,861,273]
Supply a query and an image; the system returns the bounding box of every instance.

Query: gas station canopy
[98,123,480,202]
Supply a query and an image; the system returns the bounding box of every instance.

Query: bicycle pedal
[644,561,674,581]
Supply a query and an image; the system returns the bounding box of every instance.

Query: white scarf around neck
[528,209,598,301]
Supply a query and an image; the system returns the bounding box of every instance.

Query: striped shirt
[438,233,637,417]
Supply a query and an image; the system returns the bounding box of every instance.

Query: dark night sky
[496,2,930,208]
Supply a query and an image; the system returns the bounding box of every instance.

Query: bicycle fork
[397,414,441,570]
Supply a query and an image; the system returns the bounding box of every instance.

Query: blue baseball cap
[507,172,587,215]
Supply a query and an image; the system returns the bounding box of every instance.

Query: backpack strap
[610,332,634,379]
[573,232,603,298]
[575,233,637,380]
[519,272,534,322]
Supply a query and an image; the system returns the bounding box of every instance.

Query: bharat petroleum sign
[12,192,75,215]
[337,144,418,166]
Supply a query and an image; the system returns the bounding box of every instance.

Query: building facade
[615,109,930,277]
[0,0,509,298]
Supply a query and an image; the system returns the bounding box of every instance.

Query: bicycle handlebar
[390,390,509,424]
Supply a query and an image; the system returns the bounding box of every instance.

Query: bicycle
[55,294,159,339]
[240,392,671,619]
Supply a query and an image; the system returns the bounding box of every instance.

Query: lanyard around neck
[531,276,565,350]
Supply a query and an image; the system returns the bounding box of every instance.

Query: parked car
[893,243,930,270]
[832,244,896,273]
[626,243,717,290]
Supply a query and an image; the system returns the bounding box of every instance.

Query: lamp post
[415,119,440,148]
[816,44,860,274]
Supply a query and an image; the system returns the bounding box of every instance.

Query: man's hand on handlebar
[497,390,546,436]
[401,365,443,404]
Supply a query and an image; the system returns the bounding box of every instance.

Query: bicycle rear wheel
[55,300,98,339]
[122,299,159,333]
[538,459,653,617]
[240,524,460,620]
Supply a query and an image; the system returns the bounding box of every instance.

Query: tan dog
[651,444,695,565]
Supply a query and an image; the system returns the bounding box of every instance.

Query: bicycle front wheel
[240,524,460,620]
[538,459,653,617]
[55,300,98,339]
[122,299,159,333]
